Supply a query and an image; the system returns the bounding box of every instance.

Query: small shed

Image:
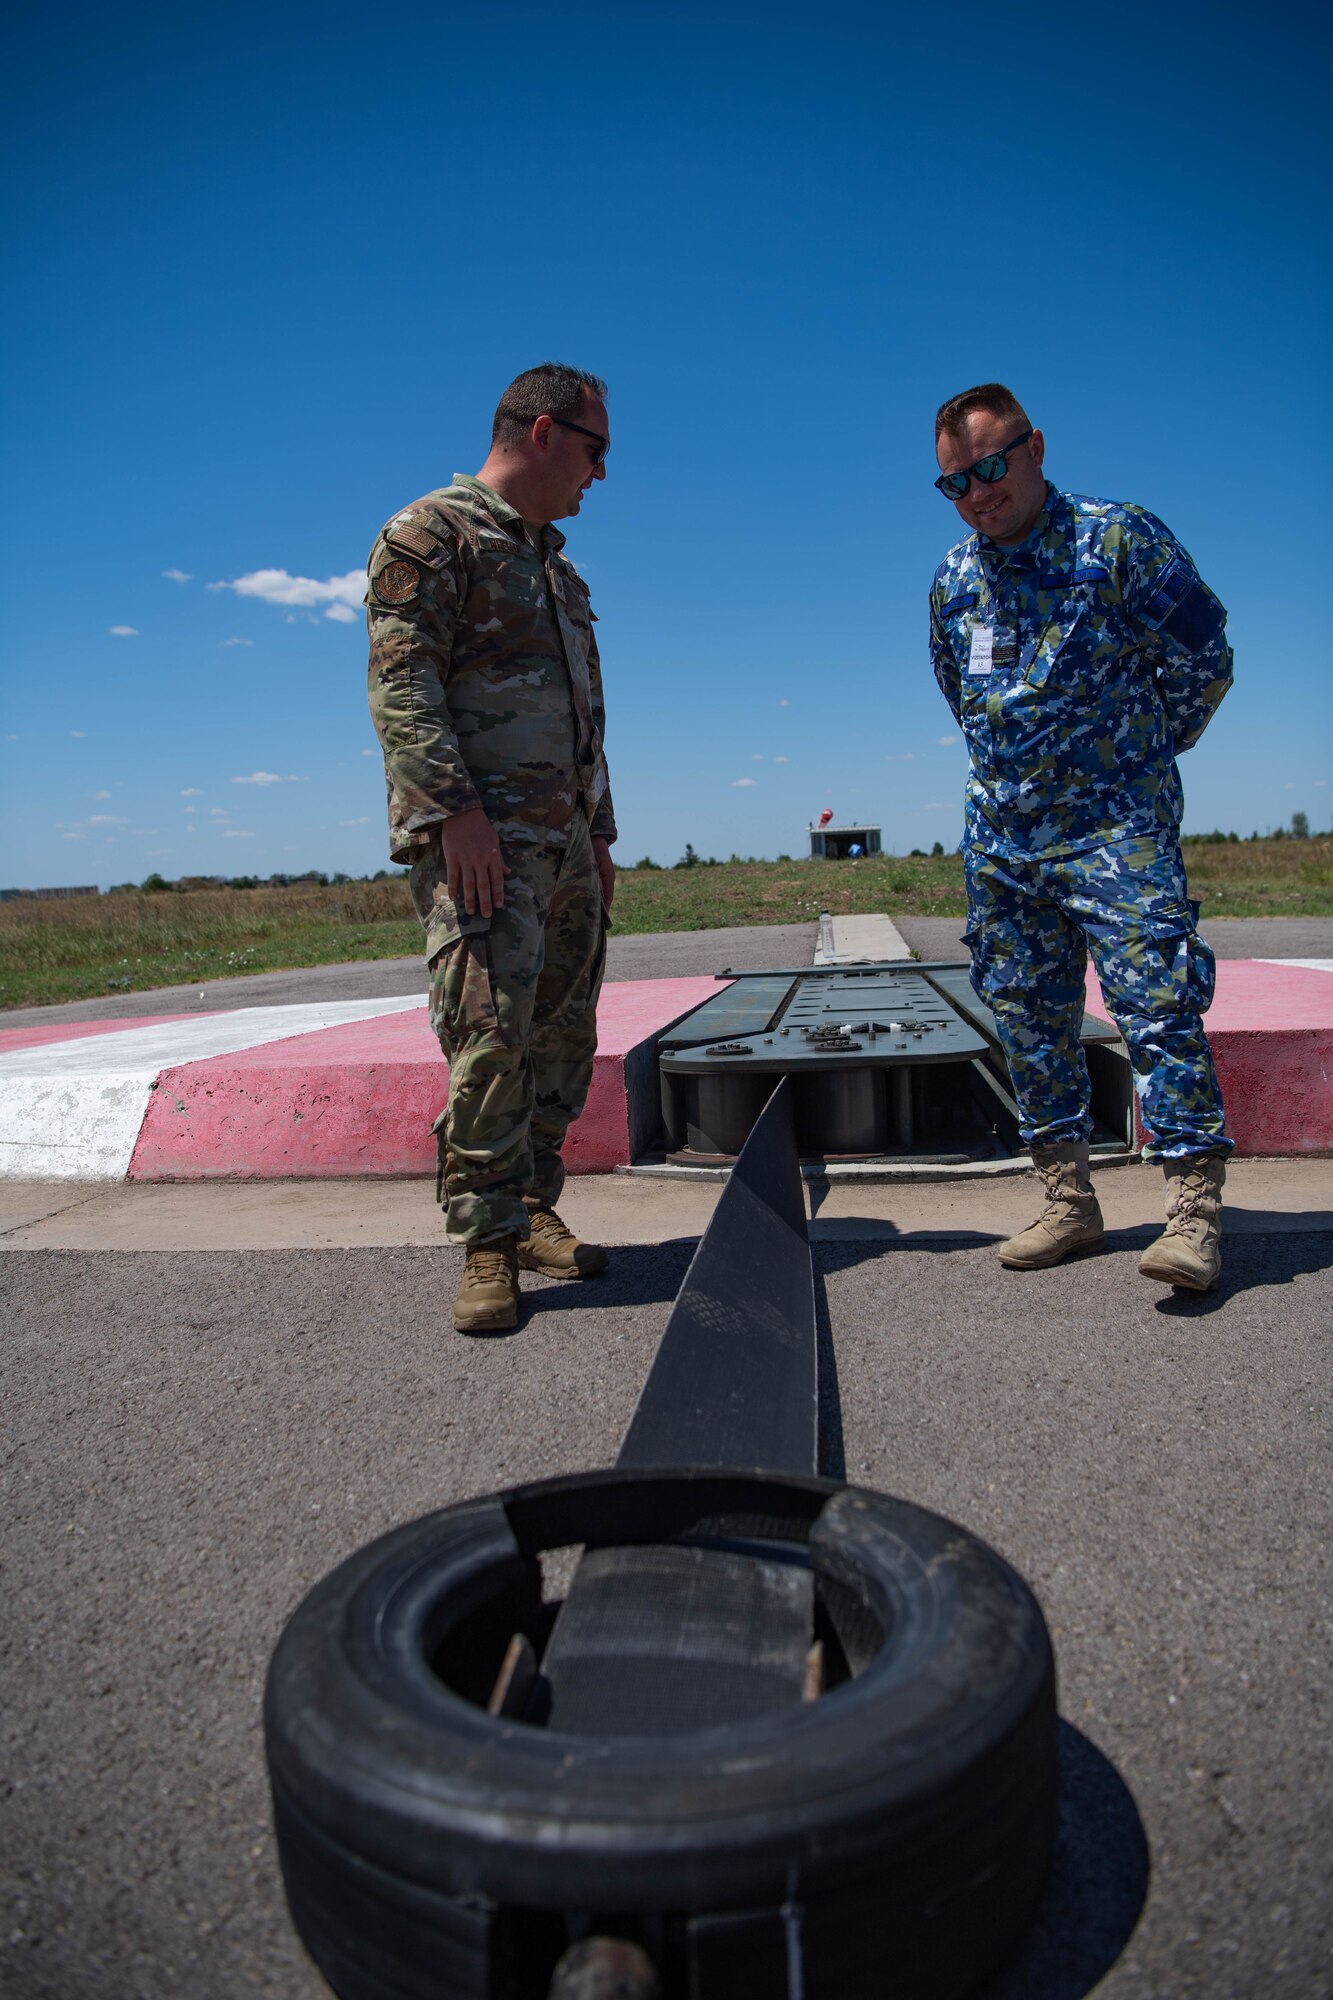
[808,821,881,860]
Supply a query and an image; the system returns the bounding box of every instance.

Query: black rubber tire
[265,1468,1056,2000]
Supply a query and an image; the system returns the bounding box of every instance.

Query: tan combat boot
[516,1205,609,1280]
[453,1236,521,1333]
[1138,1152,1226,1292]
[998,1142,1105,1269]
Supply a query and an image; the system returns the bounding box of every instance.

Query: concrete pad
[3,1157,1326,1251]
[0,1180,107,1234]
[814,911,911,962]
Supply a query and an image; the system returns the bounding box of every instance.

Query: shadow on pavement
[983,1721,1150,2000]
[517,1242,697,1320]
[1146,1226,1333,1316]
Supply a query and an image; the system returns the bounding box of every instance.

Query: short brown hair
[492,363,608,447]
[935,382,1030,439]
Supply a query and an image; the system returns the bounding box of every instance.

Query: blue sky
[2,0,1330,888]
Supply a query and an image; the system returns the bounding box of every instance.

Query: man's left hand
[592,836,615,912]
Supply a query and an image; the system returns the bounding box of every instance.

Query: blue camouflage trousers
[964,833,1231,1161]
[409,811,607,1245]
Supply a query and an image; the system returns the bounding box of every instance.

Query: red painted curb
[128,979,721,1181]
[1085,961,1333,1156]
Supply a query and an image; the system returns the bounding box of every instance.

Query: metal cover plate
[660,969,986,1075]
[657,975,794,1050]
[925,965,1121,1049]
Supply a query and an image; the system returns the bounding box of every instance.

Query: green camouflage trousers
[964,833,1231,1161]
[409,813,607,1244]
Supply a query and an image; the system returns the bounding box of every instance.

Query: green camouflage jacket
[366,474,616,863]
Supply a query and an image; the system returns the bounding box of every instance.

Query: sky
[2,0,1330,888]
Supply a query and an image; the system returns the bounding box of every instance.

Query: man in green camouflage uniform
[930,383,1232,1291]
[367,363,617,1331]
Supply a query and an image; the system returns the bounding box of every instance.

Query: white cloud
[231,771,283,785]
[108,624,139,637]
[62,830,85,841]
[180,787,203,797]
[1315,779,1328,788]
[923,802,952,810]
[732,777,758,788]
[324,602,358,624]
[163,568,193,583]
[884,752,916,762]
[361,747,378,757]
[93,790,111,800]
[773,755,789,764]
[340,816,370,825]
[752,754,765,761]
[777,698,790,707]
[184,806,197,814]
[212,567,364,612]
[221,636,254,648]
[69,730,87,738]
[936,734,959,746]
[1285,782,1294,790]
[208,808,230,819]
[88,814,128,826]
[222,828,256,839]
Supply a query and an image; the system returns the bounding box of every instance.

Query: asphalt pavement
[2,920,1331,2000]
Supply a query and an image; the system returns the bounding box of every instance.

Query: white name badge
[967,625,994,676]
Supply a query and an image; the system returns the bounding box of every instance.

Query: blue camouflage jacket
[929,485,1232,857]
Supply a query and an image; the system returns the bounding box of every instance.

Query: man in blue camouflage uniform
[929,383,1232,1291]
[368,364,617,1332]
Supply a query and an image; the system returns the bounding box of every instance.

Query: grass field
[2,840,1329,1010]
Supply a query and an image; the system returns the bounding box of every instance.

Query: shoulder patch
[371,557,421,606]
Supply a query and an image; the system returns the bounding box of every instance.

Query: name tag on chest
[967,625,1016,677]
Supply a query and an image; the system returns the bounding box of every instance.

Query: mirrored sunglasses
[934,430,1033,499]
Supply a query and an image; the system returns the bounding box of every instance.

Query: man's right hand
[441,808,505,918]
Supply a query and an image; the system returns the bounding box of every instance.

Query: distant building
[0,885,99,901]
[807,822,881,861]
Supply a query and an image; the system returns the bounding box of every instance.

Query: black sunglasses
[934,429,1033,499]
[550,415,609,466]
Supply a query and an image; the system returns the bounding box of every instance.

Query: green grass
[2,840,1329,1010]
[0,881,422,1011]
[610,853,970,933]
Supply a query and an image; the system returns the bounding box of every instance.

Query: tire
[265,1468,1056,2000]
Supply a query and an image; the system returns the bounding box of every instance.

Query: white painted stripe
[1254,959,1333,974]
[0,995,425,1079]
[0,996,429,1181]
[0,1073,159,1178]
